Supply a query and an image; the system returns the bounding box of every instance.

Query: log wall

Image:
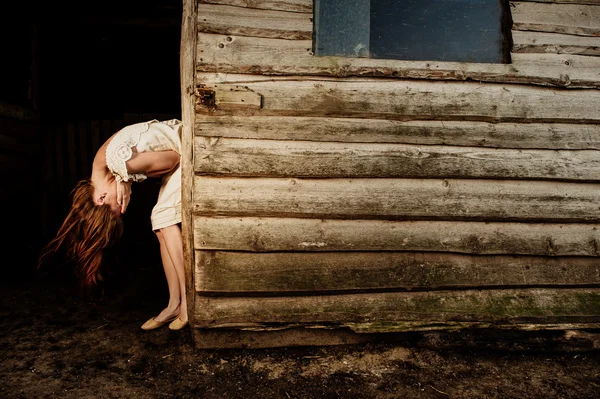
[188,0,600,343]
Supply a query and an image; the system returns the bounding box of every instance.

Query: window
[313,0,511,64]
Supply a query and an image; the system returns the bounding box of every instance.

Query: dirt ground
[2,251,600,399]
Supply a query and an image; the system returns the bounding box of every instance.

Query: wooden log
[196,34,600,88]
[194,137,600,181]
[198,3,311,40]
[511,2,600,36]
[193,217,600,256]
[195,116,600,150]
[512,30,600,56]
[193,177,600,222]
[510,53,600,88]
[193,288,600,330]
[182,0,198,328]
[195,73,600,123]
[196,251,600,293]
[192,327,369,349]
[198,0,312,12]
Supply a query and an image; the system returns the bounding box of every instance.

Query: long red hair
[38,179,124,290]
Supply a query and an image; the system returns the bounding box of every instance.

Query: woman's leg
[157,224,187,322]
[153,229,182,321]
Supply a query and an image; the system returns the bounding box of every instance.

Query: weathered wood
[510,53,600,88]
[194,137,600,181]
[192,327,368,349]
[196,34,600,88]
[182,0,198,327]
[193,217,600,256]
[512,30,600,56]
[517,0,600,5]
[197,3,311,40]
[195,73,600,123]
[195,117,600,149]
[511,2,600,36]
[193,177,600,222]
[198,0,312,12]
[214,85,262,109]
[196,251,600,293]
[194,288,600,330]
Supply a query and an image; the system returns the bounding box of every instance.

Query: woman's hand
[117,181,133,214]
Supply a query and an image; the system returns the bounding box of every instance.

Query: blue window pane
[313,0,371,58]
[314,0,509,63]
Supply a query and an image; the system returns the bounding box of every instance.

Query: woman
[39,119,188,331]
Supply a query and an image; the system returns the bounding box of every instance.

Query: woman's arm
[125,150,180,178]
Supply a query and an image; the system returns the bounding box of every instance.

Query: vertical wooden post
[180,0,197,328]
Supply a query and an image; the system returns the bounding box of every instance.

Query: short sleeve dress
[105,119,183,231]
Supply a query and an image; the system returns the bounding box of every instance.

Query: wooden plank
[193,288,600,330]
[518,1,600,5]
[194,137,600,181]
[198,3,312,40]
[195,251,600,293]
[195,73,600,123]
[193,177,600,222]
[193,217,600,256]
[192,327,368,349]
[182,0,198,328]
[198,0,312,12]
[196,34,600,88]
[512,30,600,56]
[195,117,600,150]
[511,2,600,36]
[510,52,600,87]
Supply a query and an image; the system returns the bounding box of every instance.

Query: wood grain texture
[193,217,600,256]
[195,73,600,123]
[194,137,600,181]
[512,30,600,56]
[182,0,198,327]
[198,3,311,39]
[193,177,600,222]
[198,0,312,12]
[194,288,600,330]
[195,251,600,293]
[511,2,600,36]
[195,117,600,149]
[196,34,600,88]
[516,0,600,5]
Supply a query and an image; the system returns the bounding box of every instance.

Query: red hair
[38,179,124,290]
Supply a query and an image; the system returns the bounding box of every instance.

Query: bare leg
[157,224,187,322]
[153,230,181,322]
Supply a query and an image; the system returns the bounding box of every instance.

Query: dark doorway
[4,1,183,295]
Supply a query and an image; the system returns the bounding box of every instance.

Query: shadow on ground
[2,253,599,399]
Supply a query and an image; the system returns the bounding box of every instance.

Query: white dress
[105,119,183,231]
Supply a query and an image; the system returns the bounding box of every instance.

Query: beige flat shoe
[168,317,189,331]
[141,314,178,331]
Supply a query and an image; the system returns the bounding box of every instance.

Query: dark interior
[3,1,183,289]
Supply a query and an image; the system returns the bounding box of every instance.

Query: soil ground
[2,249,600,399]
